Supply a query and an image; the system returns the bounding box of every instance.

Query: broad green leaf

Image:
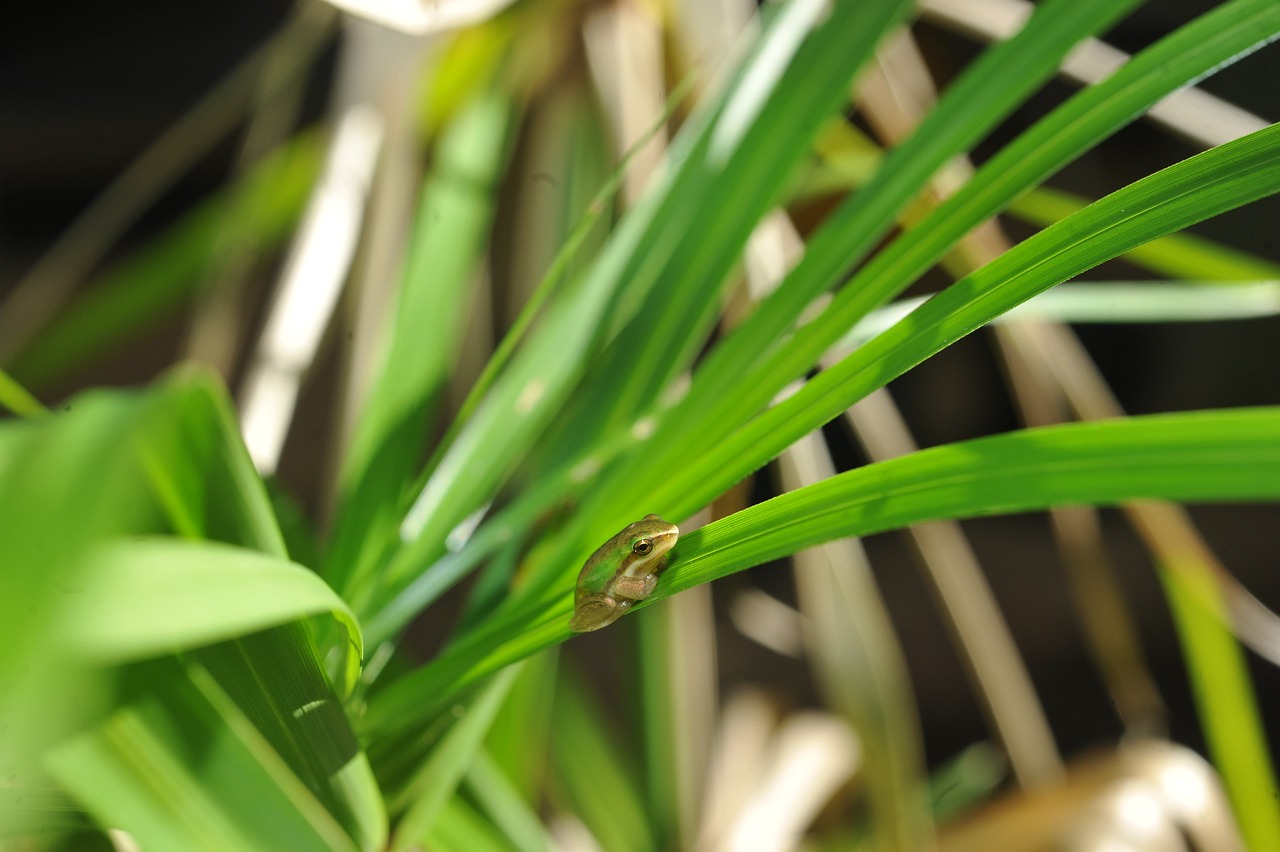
[0,370,385,849]
[195,631,386,852]
[134,371,386,850]
[363,406,1280,734]
[133,367,288,556]
[0,387,166,837]
[62,538,361,665]
[46,659,356,852]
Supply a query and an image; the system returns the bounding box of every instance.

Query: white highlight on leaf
[710,0,829,165]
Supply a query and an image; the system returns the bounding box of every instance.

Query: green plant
[4,0,1280,849]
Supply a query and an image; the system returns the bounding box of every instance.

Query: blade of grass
[363,406,1280,736]
[46,659,357,852]
[464,750,555,852]
[0,367,46,417]
[1009,183,1280,280]
[808,148,1280,283]
[591,0,1278,525]
[837,281,1280,351]
[650,122,1280,522]
[548,666,655,852]
[1159,557,1280,850]
[375,0,913,610]
[327,89,514,602]
[389,664,520,852]
[548,0,917,444]
[656,408,1280,603]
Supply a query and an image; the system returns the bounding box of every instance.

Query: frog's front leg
[612,572,658,601]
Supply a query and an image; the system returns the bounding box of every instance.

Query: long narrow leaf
[47,659,356,852]
[378,0,911,607]
[364,406,1280,735]
[389,665,521,851]
[1161,559,1280,850]
[592,0,1278,524]
[652,122,1280,520]
[328,90,514,602]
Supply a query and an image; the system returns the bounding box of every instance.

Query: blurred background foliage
[2,0,1280,849]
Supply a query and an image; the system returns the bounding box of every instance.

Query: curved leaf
[364,406,1280,736]
[62,538,363,665]
[655,122,1280,520]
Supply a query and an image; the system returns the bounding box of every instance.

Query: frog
[569,514,680,632]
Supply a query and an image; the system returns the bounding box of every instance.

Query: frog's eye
[633,538,653,555]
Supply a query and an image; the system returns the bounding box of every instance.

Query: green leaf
[424,794,516,852]
[700,0,1158,410]
[559,0,917,440]
[0,370,385,849]
[328,90,515,603]
[0,386,165,837]
[130,371,386,850]
[139,367,289,557]
[654,408,1280,600]
[46,659,357,852]
[653,122,1280,520]
[1161,560,1280,850]
[389,665,521,852]
[483,648,559,803]
[549,666,654,852]
[1010,184,1280,281]
[838,280,1280,350]
[591,0,1278,526]
[62,538,361,665]
[0,367,46,417]
[363,407,1280,732]
[374,0,913,610]
[464,750,555,852]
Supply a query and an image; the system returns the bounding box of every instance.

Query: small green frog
[569,514,680,632]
